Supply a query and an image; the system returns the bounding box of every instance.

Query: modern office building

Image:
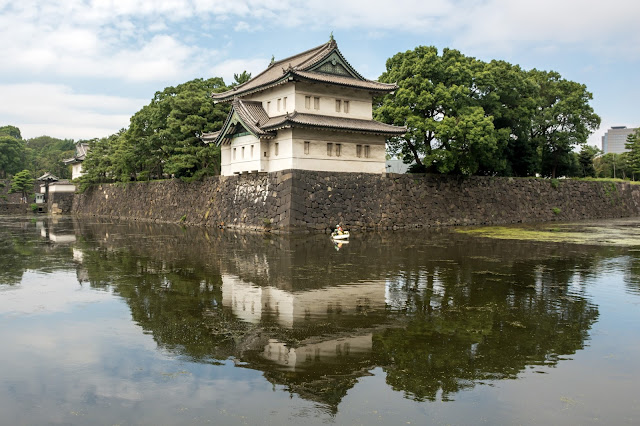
[601,126,637,154]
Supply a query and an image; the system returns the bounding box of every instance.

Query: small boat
[331,231,350,240]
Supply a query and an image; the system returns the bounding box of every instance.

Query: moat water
[1,216,639,425]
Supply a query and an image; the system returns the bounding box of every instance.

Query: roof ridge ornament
[269,55,275,66]
[282,62,294,74]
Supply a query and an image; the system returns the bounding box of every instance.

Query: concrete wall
[72,171,640,232]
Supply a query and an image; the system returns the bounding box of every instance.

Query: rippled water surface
[1,216,639,425]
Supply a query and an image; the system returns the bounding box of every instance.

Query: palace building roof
[211,39,398,102]
[63,143,90,165]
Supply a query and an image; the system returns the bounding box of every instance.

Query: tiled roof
[38,172,59,181]
[212,40,396,101]
[201,131,220,144]
[202,99,276,145]
[76,143,89,160]
[63,142,90,164]
[291,70,396,91]
[233,99,272,135]
[262,112,407,136]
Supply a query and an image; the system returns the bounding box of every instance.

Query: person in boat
[335,224,344,235]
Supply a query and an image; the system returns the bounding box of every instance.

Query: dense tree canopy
[375,47,601,177]
[79,77,230,188]
[0,126,75,179]
[0,135,25,178]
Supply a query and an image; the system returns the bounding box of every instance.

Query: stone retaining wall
[48,192,74,214]
[72,171,640,232]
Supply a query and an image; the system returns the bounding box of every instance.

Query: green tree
[0,135,25,178]
[375,46,500,176]
[529,70,601,178]
[124,77,229,181]
[76,135,116,190]
[577,145,600,178]
[375,48,600,178]
[25,135,75,179]
[594,153,633,179]
[625,129,640,180]
[478,60,539,176]
[9,169,34,200]
[0,125,22,139]
[232,71,252,86]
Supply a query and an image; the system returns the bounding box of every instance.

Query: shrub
[552,207,561,215]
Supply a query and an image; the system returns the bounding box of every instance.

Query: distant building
[602,126,637,154]
[63,142,90,180]
[202,38,406,176]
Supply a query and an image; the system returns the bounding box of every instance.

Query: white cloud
[1,0,638,85]
[0,270,111,316]
[0,83,147,140]
[449,0,640,55]
[209,58,269,85]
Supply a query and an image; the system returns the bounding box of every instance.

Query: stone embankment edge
[71,171,640,233]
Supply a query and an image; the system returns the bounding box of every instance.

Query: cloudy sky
[1,0,638,148]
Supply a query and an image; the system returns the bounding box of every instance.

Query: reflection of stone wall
[72,171,640,232]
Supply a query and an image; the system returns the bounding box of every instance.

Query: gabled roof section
[63,142,90,165]
[202,99,275,146]
[211,39,397,102]
[38,172,59,182]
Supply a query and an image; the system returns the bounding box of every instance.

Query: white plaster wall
[294,82,373,120]
[221,134,261,175]
[41,183,76,193]
[244,83,296,117]
[290,128,386,173]
[264,128,294,173]
[221,127,386,175]
[71,163,84,180]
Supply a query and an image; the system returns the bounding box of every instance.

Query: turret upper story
[211,39,397,123]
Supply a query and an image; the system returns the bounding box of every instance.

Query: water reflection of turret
[221,274,386,328]
[72,218,618,408]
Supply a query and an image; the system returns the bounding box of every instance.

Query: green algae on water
[456,218,640,247]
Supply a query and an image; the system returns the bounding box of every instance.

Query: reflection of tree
[624,253,640,295]
[73,218,611,408]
